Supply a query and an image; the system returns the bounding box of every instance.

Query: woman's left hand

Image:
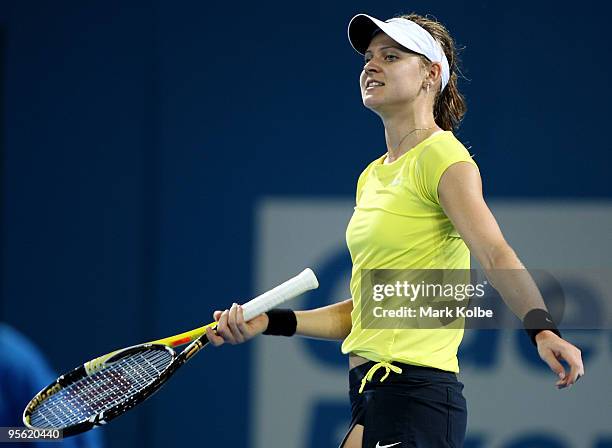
[535,330,584,389]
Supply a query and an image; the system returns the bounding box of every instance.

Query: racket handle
[241,268,319,321]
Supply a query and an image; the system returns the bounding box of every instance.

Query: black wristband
[523,308,561,346]
[263,309,297,336]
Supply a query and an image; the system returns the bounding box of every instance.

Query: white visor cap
[348,14,450,91]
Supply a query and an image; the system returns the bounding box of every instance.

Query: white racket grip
[241,268,319,321]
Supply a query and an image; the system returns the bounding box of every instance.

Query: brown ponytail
[398,13,467,131]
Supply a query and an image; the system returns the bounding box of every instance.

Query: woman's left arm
[438,161,584,389]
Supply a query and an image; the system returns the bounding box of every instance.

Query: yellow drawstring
[358,361,403,394]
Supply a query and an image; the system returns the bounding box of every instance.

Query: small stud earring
[426,84,431,93]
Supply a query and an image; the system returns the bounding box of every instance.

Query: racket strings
[30,349,173,428]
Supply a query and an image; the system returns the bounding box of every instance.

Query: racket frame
[23,268,318,436]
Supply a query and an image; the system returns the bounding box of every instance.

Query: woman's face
[360,32,427,113]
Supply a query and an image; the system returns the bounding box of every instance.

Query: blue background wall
[0,0,610,446]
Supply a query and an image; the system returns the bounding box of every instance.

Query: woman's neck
[382,111,441,163]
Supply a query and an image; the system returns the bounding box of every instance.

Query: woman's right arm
[295,298,353,340]
[206,298,353,346]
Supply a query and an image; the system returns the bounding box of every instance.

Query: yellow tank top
[341,131,478,372]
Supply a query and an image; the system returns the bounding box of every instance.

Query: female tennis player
[206,12,585,448]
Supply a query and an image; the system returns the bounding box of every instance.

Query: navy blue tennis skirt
[340,360,468,448]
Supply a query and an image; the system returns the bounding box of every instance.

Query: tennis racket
[23,268,318,436]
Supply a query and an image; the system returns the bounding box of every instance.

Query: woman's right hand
[205,302,269,347]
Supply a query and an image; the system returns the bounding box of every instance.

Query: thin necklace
[393,125,436,152]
